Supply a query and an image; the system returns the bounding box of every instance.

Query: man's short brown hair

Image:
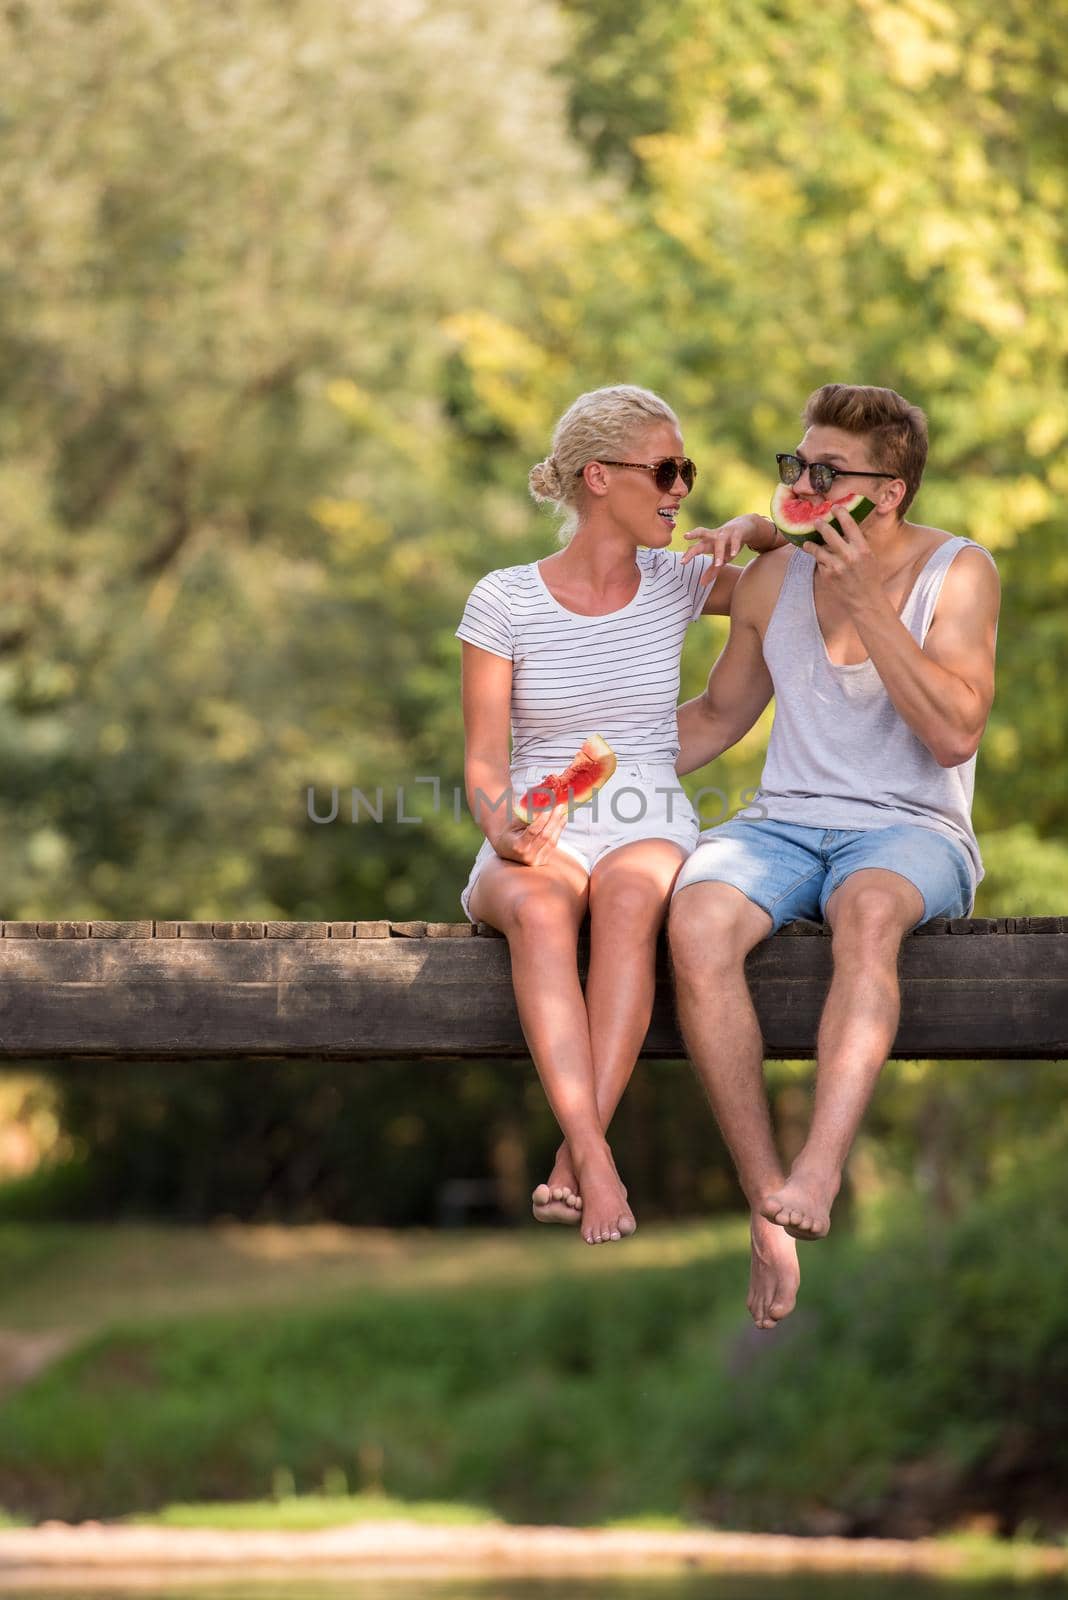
[803,384,928,515]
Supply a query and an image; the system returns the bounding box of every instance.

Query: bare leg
[468,854,634,1244]
[668,882,800,1330]
[761,869,922,1240]
[537,839,688,1231]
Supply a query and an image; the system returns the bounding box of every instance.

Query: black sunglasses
[577,456,697,493]
[777,451,897,498]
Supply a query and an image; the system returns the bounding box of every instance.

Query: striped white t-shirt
[455,548,717,767]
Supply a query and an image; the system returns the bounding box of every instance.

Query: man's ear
[879,479,907,515]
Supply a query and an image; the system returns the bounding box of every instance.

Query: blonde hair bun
[528,456,564,501]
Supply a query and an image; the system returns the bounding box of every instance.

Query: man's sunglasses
[776,452,898,498]
[577,456,697,493]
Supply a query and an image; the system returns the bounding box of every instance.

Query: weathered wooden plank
[353,921,390,939]
[0,929,1063,1060]
[36,922,89,939]
[3,923,39,938]
[89,921,154,938]
[1018,916,1068,935]
[266,922,329,939]
[390,921,427,938]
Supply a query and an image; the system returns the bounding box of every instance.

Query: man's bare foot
[574,1150,635,1245]
[760,1166,840,1241]
[748,1212,800,1330]
[532,1183,582,1225]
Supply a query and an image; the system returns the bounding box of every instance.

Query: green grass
[0,1214,748,1333]
[3,1172,1068,1545]
[124,1491,497,1529]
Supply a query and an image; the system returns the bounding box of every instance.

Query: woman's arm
[460,642,514,847]
[460,642,569,864]
[683,514,788,618]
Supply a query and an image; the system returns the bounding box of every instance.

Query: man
[670,383,1000,1331]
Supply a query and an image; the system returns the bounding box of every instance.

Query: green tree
[0,0,586,921]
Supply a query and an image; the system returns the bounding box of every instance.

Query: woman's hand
[491,799,571,866]
[681,514,785,582]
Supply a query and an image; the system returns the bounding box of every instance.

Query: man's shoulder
[924,537,1001,650]
[912,525,998,573]
[929,534,1000,594]
[731,542,794,626]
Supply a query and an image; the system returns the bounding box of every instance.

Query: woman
[456,385,778,1244]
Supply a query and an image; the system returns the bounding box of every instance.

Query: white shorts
[460,759,700,923]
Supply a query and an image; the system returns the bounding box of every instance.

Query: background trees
[0,0,1066,1223]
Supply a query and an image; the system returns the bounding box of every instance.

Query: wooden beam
[0,919,1064,1061]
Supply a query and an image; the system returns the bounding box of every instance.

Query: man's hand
[809,505,887,616]
[681,514,784,587]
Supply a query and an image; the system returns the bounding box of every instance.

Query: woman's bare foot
[532,1183,582,1225]
[760,1164,840,1241]
[747,1211,800,1330]
[574,1148,635,1245]
[531,1146,583,1225]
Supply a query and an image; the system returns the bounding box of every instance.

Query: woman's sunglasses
[577,456,697,492]
[776,452,897,498]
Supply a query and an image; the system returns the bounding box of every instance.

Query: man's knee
[668,881,771,974]
[828,872,922,945]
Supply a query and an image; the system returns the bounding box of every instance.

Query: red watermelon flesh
[771,484,875,547]
[515,734,617,823]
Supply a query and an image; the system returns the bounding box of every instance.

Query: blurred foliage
[5,1170,1068,1537]
[0,1056,736,1227]
[0,0,1065,1224]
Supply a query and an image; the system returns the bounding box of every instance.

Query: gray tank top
[735,535,998,896]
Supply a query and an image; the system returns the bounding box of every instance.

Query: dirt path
[2,1519,1067,1589]
[0,1329,80,1396]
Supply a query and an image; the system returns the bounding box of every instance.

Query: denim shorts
[671,816,975,937]
[461,760,700,923]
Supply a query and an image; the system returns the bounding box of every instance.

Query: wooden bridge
[0,916,1064,1060]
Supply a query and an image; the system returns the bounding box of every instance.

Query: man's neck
[867,514,925,579]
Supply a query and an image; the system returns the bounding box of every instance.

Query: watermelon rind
[515,734,617,823]
[770,485,876,548]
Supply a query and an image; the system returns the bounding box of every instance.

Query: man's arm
[888,550,997,768]
[676,560,776,774]
[849,546,999,768]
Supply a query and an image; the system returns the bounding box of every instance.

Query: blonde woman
[456,385,779,1244]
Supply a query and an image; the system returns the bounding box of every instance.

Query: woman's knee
[510,882,585,941]
[589,874,672,936]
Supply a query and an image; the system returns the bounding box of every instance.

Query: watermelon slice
[770,484,875,548]
[515,734,617,823]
